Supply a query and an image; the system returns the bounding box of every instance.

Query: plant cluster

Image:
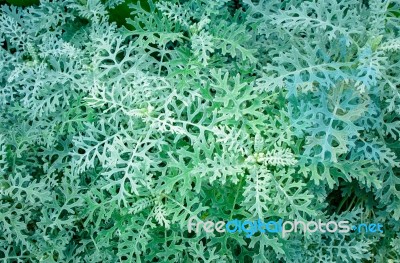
[0,0,400,262]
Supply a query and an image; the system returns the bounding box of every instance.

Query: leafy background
[0,0,399,262]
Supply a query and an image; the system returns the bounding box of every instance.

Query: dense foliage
[1,0,400,262]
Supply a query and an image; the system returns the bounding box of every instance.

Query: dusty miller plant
[0,0,400,262]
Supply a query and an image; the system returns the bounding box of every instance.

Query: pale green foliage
[0,0,400,262]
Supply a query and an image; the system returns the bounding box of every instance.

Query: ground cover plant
[0,0,400,262]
